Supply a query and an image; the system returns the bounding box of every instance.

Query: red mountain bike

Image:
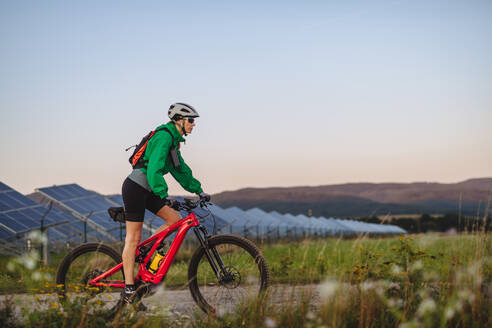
[56,198,270,314]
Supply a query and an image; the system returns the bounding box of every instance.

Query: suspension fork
[193,226,226,279]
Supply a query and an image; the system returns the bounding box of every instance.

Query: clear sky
[1,0,491,196]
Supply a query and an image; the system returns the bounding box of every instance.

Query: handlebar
[108,198,212,224]
[169,198,211,212]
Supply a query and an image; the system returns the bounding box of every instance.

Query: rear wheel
[56,243,124,302]
[188,234,270,315]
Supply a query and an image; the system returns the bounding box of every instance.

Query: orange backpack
[127,127,179,169]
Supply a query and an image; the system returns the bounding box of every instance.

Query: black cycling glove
[199,192,211,202]
[164,198,180,210]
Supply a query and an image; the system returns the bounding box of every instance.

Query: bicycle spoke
[190,235,268,315]
[58,244,123,299]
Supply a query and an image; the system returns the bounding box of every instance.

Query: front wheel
[188,234,270,315]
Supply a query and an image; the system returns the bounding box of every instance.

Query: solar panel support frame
[36,189,117,242]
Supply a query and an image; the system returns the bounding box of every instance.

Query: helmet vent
[168,102,199,120]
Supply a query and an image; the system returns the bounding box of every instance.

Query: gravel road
[1,284,321,320]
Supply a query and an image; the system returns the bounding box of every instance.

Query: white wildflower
[464,263,484,287]
[306,311,316,320]
[361,281,375,292]
[472,275,483,287]
[388,298,403,309]
[444,307,455,320]
[388,282,400,291]
[18,252,39,270]
[391,264,402,275]
[410,260,423,272]
[454,300,463,312]
[417,298,436,317]
[455,271,465,283]
[457,289,474,303]
[375,282,385,297]
[466,263,480,276]
[423,270,438,280]
[319,279,338,301]
[399,320,420,328]
[7,261,15,272]
[31,271,42,281]
[416,234,436,248]
[264,317,277,328]
[28,230,44,243]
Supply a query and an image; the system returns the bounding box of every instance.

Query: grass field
[1,232,491,327]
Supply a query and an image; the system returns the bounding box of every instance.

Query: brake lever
[170,200,182,211]
[200,200,212,208]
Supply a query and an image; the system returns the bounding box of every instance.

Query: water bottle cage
[135,247,148,263]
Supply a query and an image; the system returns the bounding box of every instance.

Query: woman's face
[183,117,196,134]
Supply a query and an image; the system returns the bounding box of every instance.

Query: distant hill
[212,178,492,217]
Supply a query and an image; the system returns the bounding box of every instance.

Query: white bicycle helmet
[168,103,199,121]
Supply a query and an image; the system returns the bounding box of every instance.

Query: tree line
[353,214,492,234]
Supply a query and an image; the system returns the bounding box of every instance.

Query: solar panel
[319,217,355,236]
[207,204,249,235]
[246,208,290,237]
[222,207,267,237]
[268,211,305,237]
[36,184,127,241]
[6,211,40,229]
[1,193,25,210]
[106,195,123,204]
[0,199,10,212]
[9,191,37,207]
[0,226,14,239]
[0,182,77,245]
[0,182,11,192]
[0,213,30,232]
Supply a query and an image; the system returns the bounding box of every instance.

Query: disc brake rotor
[219,266,241,289]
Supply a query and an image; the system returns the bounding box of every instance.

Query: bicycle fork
[193,226,226,280]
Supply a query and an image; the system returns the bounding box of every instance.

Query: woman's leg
[122,221,143,285]
[152,205,182,234]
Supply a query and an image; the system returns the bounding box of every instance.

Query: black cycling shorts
[121,178,168,222]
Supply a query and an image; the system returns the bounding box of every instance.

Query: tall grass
[1,231,490,327]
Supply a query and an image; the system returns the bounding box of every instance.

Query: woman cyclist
[119,102,210,308]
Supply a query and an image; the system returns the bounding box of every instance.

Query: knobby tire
[56,242,123,295]
[187,234,270,314]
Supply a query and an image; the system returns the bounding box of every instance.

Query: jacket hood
[159,121,185,144]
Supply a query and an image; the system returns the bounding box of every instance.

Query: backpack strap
[155,127,175,145]
[134,126,177,169]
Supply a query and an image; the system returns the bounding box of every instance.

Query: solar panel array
[99,196,407,239]
[36,184,145,242]
[205,206,407,239]
[106,195,231,238]
[0,181,89,254]
[1,181,407,255]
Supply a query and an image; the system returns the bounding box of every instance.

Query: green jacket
[140,121,203,199]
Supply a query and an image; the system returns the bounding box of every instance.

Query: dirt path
[1,284,321,320]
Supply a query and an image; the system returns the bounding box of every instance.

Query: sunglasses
[186,117,195,123]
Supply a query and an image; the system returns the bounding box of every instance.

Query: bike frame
[89,212,202,288]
